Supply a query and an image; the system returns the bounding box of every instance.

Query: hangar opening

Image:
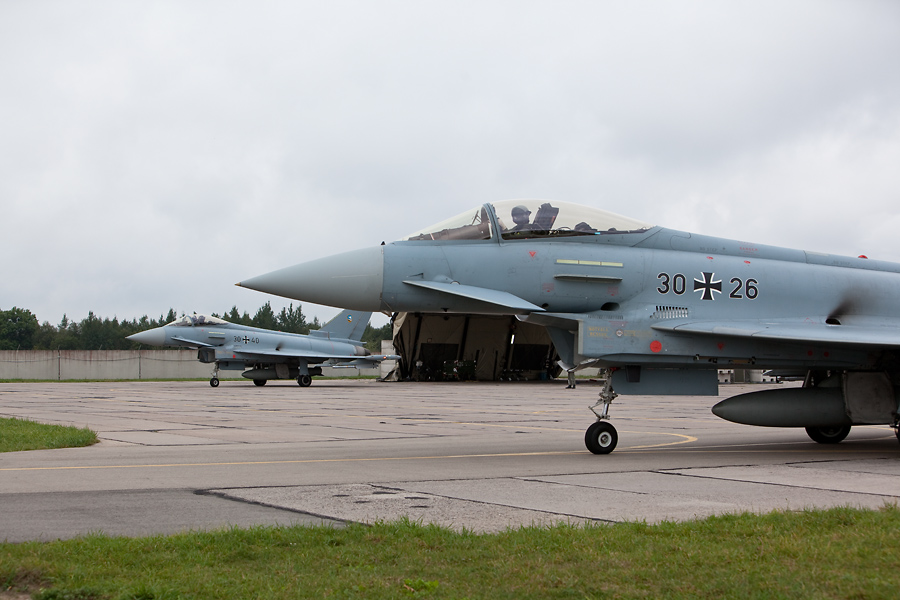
[389,312,561,381]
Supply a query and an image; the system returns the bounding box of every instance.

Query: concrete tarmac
[2,380,899,541]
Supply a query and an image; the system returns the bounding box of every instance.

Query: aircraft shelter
[388,312,561,381]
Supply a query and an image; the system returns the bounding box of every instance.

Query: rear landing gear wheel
[209,377,219,388]
[805,425,851,444]
[253,379,267,387]
[585,421,618,454]
[298,374,312,387]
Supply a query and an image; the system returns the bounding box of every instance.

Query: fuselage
[238,200,900,374]
[237,200,900,441]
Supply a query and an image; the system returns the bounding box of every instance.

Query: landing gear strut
[585,377,618,454]
[209,364,220,388]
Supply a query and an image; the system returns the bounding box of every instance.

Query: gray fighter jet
[238,199,900,453]
[127,310,398,387]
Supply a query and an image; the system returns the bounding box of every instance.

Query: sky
[2,0,899,329]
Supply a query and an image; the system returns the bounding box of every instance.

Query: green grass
[2,506,899,599]
[0,417,98,453]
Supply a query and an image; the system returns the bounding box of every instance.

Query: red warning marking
[650,341,662,353]
[529,251,537,258]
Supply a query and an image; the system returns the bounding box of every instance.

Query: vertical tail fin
[310,310,372,342]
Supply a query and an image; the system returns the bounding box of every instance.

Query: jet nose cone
[127,327,167,346]
[238,246,384,311]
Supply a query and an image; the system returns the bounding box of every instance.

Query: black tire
[209,377,219,388]
[805,425,851,444]
[253,379,267,387]
[585,421,618,455]
[298,374,312,387]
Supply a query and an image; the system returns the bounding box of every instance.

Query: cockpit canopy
[400,199,652,242]
[168,314,228,327]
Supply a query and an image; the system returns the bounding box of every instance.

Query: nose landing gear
[585,377,618,454]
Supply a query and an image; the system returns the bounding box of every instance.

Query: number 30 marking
[657,273,687,295]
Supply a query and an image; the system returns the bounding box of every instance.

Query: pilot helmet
[511,205,531,217]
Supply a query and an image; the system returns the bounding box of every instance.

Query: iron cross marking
[693,272,722,301]
[242,336,250,343]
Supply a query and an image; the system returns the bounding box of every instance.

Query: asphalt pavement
[2,379,899,541]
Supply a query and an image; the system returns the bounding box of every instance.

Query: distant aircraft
[237,199,900,454]
[127,310,398,387]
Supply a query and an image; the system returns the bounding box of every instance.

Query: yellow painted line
[402,419,580,432]
[626,432,697,449]
[401,420,699,448]
[0,432,697,472]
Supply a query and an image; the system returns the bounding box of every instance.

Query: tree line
[0,304,392,352]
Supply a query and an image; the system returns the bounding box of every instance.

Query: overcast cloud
[2,0,899,328]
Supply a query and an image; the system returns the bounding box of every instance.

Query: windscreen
[401,205,493,241]
[169,314,228,327]
[492,199,652,240]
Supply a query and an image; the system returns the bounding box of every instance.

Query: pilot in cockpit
[509,205,533,232]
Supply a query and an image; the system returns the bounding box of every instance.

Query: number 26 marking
[729,278,759,299]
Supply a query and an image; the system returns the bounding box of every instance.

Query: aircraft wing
[516,312,581,330]
[357,354,401,361]
[402,280,544,313]
[231,348,369,362]
[652,320,900,348]
[171,336,215,348]
[228,348,399,362]
[327,355,401,367]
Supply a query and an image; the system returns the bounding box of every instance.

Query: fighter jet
[127,310,398,387]
[237,199,900,453]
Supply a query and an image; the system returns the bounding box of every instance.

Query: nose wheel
[585,375,619,454]
[585,421,618,454]
[298,374,312,387]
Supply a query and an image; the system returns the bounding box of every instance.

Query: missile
[241,366,323,381]
[712,387,851,427]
